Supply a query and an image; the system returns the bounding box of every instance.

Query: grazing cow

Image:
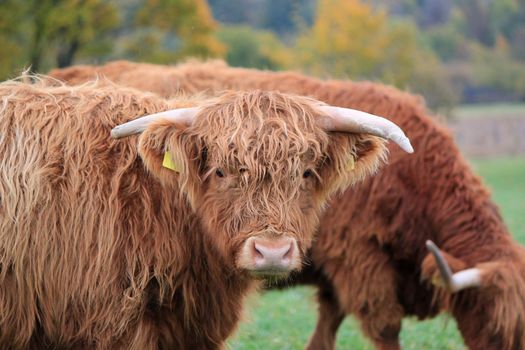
[0,78,411,349]
[50,60,525,350]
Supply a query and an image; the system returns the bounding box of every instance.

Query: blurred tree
[296,0,415,85]
[259,0,296,36]
[208,0,315,39]
[0,0,119,75]
[407,49,459,113]
[208,0,253,25]
[29,0,119,70]
[216,25,292,70]
[295,0,456,111]
[136,0,225,61]
[510,26,525,60]
[424,16,469,62]
[52,0,120,67]
[487,0,525,60]
[471,41,525,100]
[417,0,451,28]
[0,0,27,78]
[367,0,418,17]
[453,0,520,47]
[488,0,519,36]
[257,0,316,38]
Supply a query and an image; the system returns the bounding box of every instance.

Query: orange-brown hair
[139,89,386,269]
[0,77,386,349]
[49,60,525,350]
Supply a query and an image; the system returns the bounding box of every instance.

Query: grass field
[228,157,525,350]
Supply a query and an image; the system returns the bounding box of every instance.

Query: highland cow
[0,77,411,349]
[50,60,525,350]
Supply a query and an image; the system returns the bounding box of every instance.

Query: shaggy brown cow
[50,60,525,350]
[0,77,411,349]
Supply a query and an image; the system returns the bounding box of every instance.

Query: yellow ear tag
[162,152,180,172]
[347,156,355,171]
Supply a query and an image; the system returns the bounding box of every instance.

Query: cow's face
[139,91,386,278]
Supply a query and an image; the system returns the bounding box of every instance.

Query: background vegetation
[2,0,525,112]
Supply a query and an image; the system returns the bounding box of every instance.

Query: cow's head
[112,91,412,278]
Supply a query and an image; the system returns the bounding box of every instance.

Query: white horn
[426,240,482,293]
[318,106,414,153]
[111,107,199,139]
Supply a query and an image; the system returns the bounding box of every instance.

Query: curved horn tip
[425,240,454,291]
[451,268,482,291]
[398,137,414,154]
[110,127,125,139]
[426,240,437,251]
[425,240,481,292]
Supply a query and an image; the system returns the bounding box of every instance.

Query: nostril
[282,243,294,261]
[252,242,265,260]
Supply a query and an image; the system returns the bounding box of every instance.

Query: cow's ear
[138,120,205,204]
[319,133,387,195]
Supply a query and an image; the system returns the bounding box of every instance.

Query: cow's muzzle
[237,236,300,276]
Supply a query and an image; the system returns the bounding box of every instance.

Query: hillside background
[2,0,525,113]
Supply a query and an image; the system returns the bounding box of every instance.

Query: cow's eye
[215,169,225,178]
[303,169,312,178]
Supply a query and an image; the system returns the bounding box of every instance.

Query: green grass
[470,157,525,243]
[453,103,525,120]
[228,157,525,350]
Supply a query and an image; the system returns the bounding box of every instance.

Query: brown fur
[49,60,525,350]
[0,77,386,349]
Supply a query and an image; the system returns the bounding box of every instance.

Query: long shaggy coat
[0,79,251,349]
[0,78,386,349]
[49,61,525,350]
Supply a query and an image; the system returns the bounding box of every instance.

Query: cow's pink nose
[251,237,295,271]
